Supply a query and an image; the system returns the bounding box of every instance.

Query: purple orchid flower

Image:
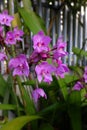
[0,26,3,36]
[0,52,7,61]
[5,27,24,45]
[32,30,51,53]
[0,10,14,26]
[32,88,47,103]
[9,54,29,77]
[55,63,69,78]
[29,50,42,66]
[35,61,54,84]
[73,81,83,91]
[29,50,50,66]
[13,27,24,41]
[5,31,16,45]
[53,37,67,59]
[83,66,87,83]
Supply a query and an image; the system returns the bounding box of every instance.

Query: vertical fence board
[68,13,73,65]
[63,5,68,64]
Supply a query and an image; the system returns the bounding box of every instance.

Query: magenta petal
[55,64,69,78]
[0,52,7,61]
[9,54,29,77]
[73,81,83,91]
[44,74,53,84]
[35,61,54,83]
[0,10,14,26]
[9,58,20,69]
[37,75,42,83]
[33,30,51,53]
[5,31,16,45]
[13,27,24,41]
[13,68,22,76]
[37,88,47,99]
[32,88,47,103]
[13,62,29,77]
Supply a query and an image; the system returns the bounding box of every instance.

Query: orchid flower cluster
[73,67,87,92]
[0,10,69,103]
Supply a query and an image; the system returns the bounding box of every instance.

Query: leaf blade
[18,8,46,34]
[0,115,40,130]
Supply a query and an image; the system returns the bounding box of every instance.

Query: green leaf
[18,7,46,34]
[21,86,36,115]
[39,123,54,130]
[0,103,23,111]
[68,91,81,105]
[0,104,16,110]
[22,80,36,86]
[16,76,36,115]
[6,74,22,116]
[23,0,32,10]
[39,102,66,116]
[0,115,40,130]
[69,66,83,78]
[67,91,82,130]
[64,74,79,84]
[72,47,87,57]
[81,88,87,107]
[0,74,7,97]
[58,78,68,101]
[3,76,10,116]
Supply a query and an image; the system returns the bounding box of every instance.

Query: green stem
[16,76,36,115]
[12,84,21,116]
[16,76,26,107]
[9,0,35,116]
[11,45,16,57]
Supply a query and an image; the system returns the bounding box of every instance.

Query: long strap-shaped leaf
[18,7,46,34]
[23,0,32,11]
[0,115,40,130]
[58,78,68,101]
[67,91,82,130]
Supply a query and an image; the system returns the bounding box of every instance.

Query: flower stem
[11,45,16,57]
[16,76,26,107]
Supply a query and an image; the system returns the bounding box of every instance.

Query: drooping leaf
[18,7,46,34]
[0,115,40,130]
